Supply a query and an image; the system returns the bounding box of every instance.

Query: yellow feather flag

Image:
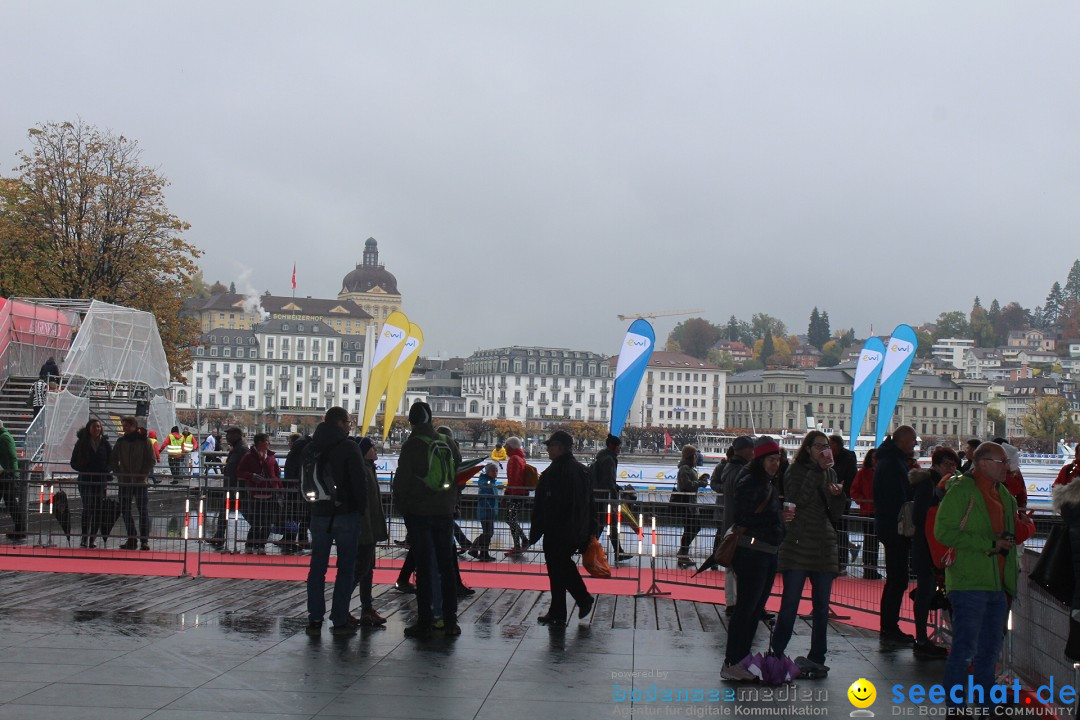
[382,323,424,442]
[360,311,410,434]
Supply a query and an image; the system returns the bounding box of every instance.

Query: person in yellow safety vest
[164,425,185,485]
[181,428,198,481]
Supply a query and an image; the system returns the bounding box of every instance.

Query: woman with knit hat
[721,436,785,682]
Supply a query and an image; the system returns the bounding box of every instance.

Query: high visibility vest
[181,434,196,453]
[166,434,184,455]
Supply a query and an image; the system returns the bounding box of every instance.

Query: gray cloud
[2,1,1077,357]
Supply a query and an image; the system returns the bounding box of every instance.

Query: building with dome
[337,238,402,330]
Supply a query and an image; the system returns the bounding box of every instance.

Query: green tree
[987,407,1005,438]
[934,311,970,340]
[988,299,1001,328]
[807,307,830,350]
[969,305,995,347]
[666,317,722,359]
[228,281,237,294]
[707,349,735,371]
[759,330,776,365]
[1066,260,1080,303]
[1044,281,1065,327]
[0,120,201,380]
[993,302,1030,345]
[915,328,934,358]
[1021,396,1079,442]
[751,313,786,340]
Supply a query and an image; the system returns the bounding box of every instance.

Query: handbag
[1029,524,1073,606]
[897,501,915,537]
[581,536,611,578]
[714,491,771,568]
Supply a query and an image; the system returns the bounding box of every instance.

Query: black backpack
[300,441,342,505]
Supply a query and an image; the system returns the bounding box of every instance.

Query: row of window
[467,360,610,377]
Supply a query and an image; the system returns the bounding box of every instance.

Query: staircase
[0,376,38,449]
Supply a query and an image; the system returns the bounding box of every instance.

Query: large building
[725,367,989,443]
[462,347,612,425]
[620,351,727,430]
[183,237,401,336]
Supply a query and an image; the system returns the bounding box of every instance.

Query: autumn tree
[490,419,525,441]
[1021,396,1079,442]
[462,418,494,446]
[993,302,1030,345]
[969,304,995,347]
[0,121,202,380]
[665,318,722,359]
[987,408,1005,438]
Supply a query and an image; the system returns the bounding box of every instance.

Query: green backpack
[416,433,455,491]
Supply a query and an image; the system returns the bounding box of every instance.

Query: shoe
[87,541,96,549]
[394,581,416,594]
[403,623,433,639]
[457,585,475,597]
[441,622,461,636]
[170,479,179,485]
[794,656,830,678]
[330,623,357,637]
[359,609,387,627]
[140,543,150,551]
[119,538,138,550]
[457,546,468,555]
[913,640,949,659]
[720,662,757,682]
[256,547,266,555]
[478,552,496,561]
[79,539,88,548]
[676,556,694,568]
[393,539,409,547]
[305,621,322,636]
[760,611,775,621]
[537,614,566,627]
[433,619,445,630]
[615,552,633,562]
[206,538,225,548]
[578,595,595,619]
[724,606,736,616]
[504,546,523,557]
[880,629,915,646]
[863,570,882,580]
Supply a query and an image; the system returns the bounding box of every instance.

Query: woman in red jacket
[502,437,531,555]
[849,449,881,580]
[237,432,282,553]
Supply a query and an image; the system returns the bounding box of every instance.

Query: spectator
[209,427,246,549]
[39,356,60,382]
[469,461,499,561]
[959,439,981,475]
[874,425,917,646]
[0,419,26,544]
[490,442,507,463]
[769,430,846,679]
[502,436,531,555]
[935,442,1023,711]
[280,432,312,554]
[829,434,858,571]
[237,432,282,553]
[1052,454,1080,660]
[674,444,708,567]
[530,430,595,626]
[354,437,388,626]
[109,416,157,551]
[29,376,48,419]
[996,442,1027,509]
[850,449,880,579]
[305,407,366,637]
[1053,444,1080,489]
[70,419,112,549]
[594,434,631,562]
[716,437,754,613]
[909,447,958,658]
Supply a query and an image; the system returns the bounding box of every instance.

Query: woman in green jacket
[769,430,847,678]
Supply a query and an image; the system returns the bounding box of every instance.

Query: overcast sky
[3,2,1078,359]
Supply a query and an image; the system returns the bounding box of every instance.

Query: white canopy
[62,301,171,390]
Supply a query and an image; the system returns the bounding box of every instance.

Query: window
[223,347,231,357]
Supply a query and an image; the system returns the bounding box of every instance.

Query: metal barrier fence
[0,464,1065,627]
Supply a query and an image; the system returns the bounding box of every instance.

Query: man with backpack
[393,401,461,639]
[304,406,367,637]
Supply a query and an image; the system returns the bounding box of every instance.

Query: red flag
[291,262,296,290]
[663,429,673,451]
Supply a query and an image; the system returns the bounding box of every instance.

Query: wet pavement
[0,573,964,718]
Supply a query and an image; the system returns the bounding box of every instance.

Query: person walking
[530,430,595,626]
[0,420,26,544]
[721,437,785,682]
[70,419,112,548]
[469,461,499,561]
[163,426,185,484]
[769,431,847,679]
[502,436,531,555]
[674,444,708,568]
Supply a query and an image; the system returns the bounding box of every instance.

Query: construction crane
[617,309,704,322]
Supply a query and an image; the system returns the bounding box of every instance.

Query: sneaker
[305,621,323,636]
[119,538,138,550]
[913,640,949,659]
[615,552,633,562]
[206,538,225,548]
[330,623,357,637]
[720,663,757,682]
[578,595,595,619]
[359,609,387,627]
[468,548,480,559]
[403,623,433,639]
[140,543,150,551]
[676,556,694,568]
[441,622,461,636]
[394,581,416,594]
[537,614,566,627]
[433,619,445,630]
[880,629,915,646]
[794,656,830,678]
[79,539,89,549]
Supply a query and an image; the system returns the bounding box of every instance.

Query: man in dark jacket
[208,427,246,548]
[530,430,595,626]
[593,434,631,562]
[874,425,917,645]
[305,406,367,637]
[829,434,858,570]
[280,433,312,553]
[0,420,26,543]
[110,416,157,550]
[716,436,753,613]
[393,401,462,639]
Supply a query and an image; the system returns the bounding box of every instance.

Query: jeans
[307,511,362,626]
[77,481,106,542]
[770,569,835,665]
[879,534,911,633]
[725,547,777,664]
[119,484,150,541]
[943,590,1008,708]
[403,514,458,626]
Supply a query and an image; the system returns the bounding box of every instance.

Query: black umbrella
[52,488,72,542]
[691,553,720,577]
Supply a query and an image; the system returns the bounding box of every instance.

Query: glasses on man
[980,457,1009,465]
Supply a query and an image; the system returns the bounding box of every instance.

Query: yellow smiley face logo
[847,678,876,709]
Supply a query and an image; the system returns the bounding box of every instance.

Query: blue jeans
[404,514,458,626]
[769,569,834,665]
[943,590,1008,708]
[307,512,362,627]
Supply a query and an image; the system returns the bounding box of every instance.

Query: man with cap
[594,434,631,562]
[305,406,367,637]
[394,401,462,638]
[530,429,596,626]
[715,436,755,614]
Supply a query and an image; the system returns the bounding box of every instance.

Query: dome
[341,265,399,295]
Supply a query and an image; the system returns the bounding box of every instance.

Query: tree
[210,281,228,294]
[666,318,721,359]
[987,408,1005,438]
[933,311,970,340]
[229,281,236,294]
[725,315,741,342]
[0,121,201,380]
[969,305,995,347]
[807,307,830,350]
[993,302,1030,345]
[751,313,786,340]
[914,328,934,358]
[707,349,735,371]
[490,419,525,441]
[820,339,843,367]
[988,299,1001,328]
[1044,281,1065,327]
[1021,396,1079,442]
[462,418,494,446]
[1066,260,1080,303]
